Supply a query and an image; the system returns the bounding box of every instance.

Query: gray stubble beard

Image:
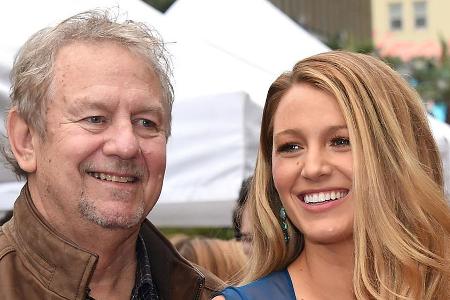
[78,187,145,230]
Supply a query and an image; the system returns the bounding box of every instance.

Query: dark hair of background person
[232,176,252,240]
[0,210,13,226]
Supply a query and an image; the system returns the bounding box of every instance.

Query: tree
[142,0,176,12]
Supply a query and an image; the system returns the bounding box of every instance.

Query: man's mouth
[87,172,138,183]
[301,190,349,205]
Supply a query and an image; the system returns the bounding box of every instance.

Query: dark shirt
[131,234,159,299]
[87,234,159,300]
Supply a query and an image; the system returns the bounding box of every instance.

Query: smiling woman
[271,83,354,247]
[214,51,450,300]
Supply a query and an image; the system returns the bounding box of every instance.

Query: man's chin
[79,202,144,230]
[89,215,143,230]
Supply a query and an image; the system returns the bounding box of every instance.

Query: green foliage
[142,0,176,12]
[352,42,375,54]
[325,33,374,54]
[382,56,404,69]
[380,37,450,108]
[409,57,450,105]
[159,227,235,240]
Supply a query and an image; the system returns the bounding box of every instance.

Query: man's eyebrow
[138,104,164,114]
[66,97,164,115]
[66,98,111,114]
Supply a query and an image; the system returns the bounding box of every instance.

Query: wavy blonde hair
[244,51,450,299]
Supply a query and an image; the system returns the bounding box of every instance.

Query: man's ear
[7,108,38,173]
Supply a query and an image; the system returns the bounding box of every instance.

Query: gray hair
[4,9,173,178]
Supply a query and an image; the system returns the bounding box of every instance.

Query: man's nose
[300,148,332,180]
[103,120,139,159]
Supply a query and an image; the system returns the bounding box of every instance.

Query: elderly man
[0,10,222,299]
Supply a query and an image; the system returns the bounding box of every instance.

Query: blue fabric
[220,269,295,300]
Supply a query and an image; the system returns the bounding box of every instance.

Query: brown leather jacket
[0,186,223,299]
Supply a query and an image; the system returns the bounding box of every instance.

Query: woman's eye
[330,137,350,147]
[277,143,301,153]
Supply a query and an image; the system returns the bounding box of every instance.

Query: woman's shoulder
[219,269,295,300]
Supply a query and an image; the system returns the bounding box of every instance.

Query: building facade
[270,0,450,60]
[268,0,372,49]
[372,0,450,60]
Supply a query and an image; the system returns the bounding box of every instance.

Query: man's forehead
[50,41,162,97]
[53,40,155,76]
[47,40,169,124]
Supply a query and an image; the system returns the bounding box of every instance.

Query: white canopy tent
[150,92,261,226]
[166,0,330,106]
[428,116,450,200]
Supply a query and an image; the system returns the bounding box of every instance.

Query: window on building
[414,1,427,29]
[389,3,403,31]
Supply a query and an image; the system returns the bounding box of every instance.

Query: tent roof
[166,0,329,106]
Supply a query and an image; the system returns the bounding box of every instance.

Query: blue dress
[220,269,296,300]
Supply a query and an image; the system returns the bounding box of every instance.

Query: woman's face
[271,83,354,245]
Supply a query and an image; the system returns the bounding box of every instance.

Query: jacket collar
[140,220,203,299]
[8,185,97,300]
[139,221,224,300]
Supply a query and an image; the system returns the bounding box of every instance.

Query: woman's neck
[288,238,354,300]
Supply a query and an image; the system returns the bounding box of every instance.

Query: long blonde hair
[172,236,247,283]
[245,51,450,299]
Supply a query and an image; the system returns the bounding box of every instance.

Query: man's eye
[330,137,350,147]
[134,119,156,128]
[85,116,106,124]
[277,143,301,153]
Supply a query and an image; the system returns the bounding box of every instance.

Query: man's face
[29,41,167,231]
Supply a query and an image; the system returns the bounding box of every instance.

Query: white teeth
[112,176,131,183]
[304,190,348,204]
[89,172,135,183]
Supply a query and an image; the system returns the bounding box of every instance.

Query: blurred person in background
[173,236,247,283]
[0,10,222,299]
[0,210,13,226]
[232,177,253,256]
[214,51,450,300]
